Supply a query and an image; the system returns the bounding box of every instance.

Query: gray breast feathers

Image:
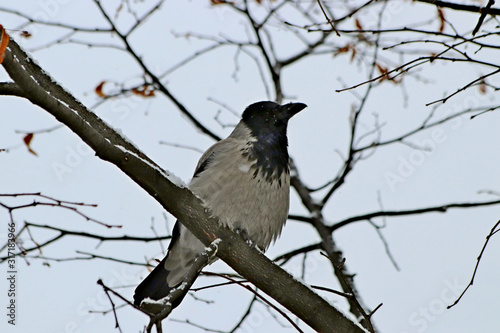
[189,125,290,250]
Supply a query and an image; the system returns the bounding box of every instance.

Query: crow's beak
[277,102,307,121]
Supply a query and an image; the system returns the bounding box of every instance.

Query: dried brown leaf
[23,133,38,156]
[211,0,233,5]
[350,46,357,62]
[95,81,107,98]
[355,18,363,31]
[20,30,32,38]
[334,44,352,56]
[376,63,390,82]
[0,25,10,64]
[437,7,445,33]
[479,80,487,94]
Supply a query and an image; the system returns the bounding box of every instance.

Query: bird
[133,101,307,310]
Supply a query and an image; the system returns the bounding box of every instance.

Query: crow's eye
[273,116,283,127]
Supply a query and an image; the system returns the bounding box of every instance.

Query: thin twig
[316,0,340,36]
[331,199,500,231]
[97,279,124,333]
[447,219,500,309]
[472,0,495,35]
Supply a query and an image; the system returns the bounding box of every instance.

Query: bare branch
[447,219,500,309]
[426,69,500,106]
[415,0,500,16]
[200,271,304,333]
[273,243,321,266]
[0,82,25,97]
[316,0,340,37]
[331,199,500,231]
[93,0,221,141]
[290,160,374,332]
[472,0,496,35]
[98,280,124,333]
[229,293,258,333]
[0,193,119,229]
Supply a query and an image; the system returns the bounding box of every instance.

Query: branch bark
[2,36,365,333]
[0,81,25,97]
[416,0,500,16]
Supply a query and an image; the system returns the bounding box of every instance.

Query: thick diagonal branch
[2,37,364,333]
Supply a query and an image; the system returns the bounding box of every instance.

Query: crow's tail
[134,255,171,306]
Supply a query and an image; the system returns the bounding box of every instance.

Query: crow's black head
[241,101,306,182]
[242,101,306,138]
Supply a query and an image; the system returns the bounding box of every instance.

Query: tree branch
[447,219,500,309]
[2,36,364,333]
[290,160,374,332]
[416,0,500,16]
[330,199,500,231]
[93,0,221,141]
[0,81,25,97]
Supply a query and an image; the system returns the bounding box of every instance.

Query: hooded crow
[134,101,307,309]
